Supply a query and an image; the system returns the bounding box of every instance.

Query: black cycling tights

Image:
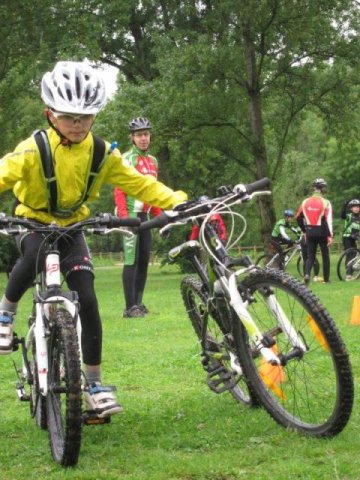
[123,227,152,309]
[305,236,330,282]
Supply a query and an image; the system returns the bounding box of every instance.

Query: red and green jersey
[113,145,162,218]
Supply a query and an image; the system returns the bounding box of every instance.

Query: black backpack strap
[84,133,106,201]
[33,129,57,213]
[33,130,106,216]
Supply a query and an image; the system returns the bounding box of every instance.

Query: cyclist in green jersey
[114,117,162,318]
[270,210,301,265]
[340,198,360,280]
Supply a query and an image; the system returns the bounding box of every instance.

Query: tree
[94,0,360,240]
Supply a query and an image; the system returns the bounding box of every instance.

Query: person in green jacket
[269,210,301,268]
[0,61,187,417]
[340,198,360,280]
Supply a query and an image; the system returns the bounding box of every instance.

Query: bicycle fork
[227,272,307,366]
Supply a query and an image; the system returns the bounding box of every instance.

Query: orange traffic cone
[350,296,360,325]
[259,345,286,400]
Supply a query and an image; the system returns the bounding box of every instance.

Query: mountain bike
[0,213,140,467]
[337,247,360,281]
[139,178,353,437]
[256,242,302,273]
[256,240,320,278]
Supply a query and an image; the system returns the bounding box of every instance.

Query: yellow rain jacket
[0,129,187,226]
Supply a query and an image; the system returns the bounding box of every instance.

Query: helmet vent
[41,61,107,114]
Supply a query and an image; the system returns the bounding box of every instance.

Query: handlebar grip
[138,213,170,231]
[245,177,271,195]
[109,217,141,228]
[98,214,141,227]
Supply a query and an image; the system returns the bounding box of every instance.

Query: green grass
[1,261,360,479]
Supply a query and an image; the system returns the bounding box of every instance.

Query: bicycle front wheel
[234,269,353,437]
[181,275,257,406]
[256,254,273,268]
[337,248,360,281]
[47,309,82,466]
[29,338,47,429]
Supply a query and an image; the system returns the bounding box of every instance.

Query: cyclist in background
[269,210,300,268]
[0,61,187,417]
[340,198,360,280]
[296,178,333,284]
[113,117,162,318]
[189,196,227,245]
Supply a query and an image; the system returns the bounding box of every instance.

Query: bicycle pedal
[206,363,237,394]
[16,382,30,402]
[12,333,21,352]
[82,410,111,426]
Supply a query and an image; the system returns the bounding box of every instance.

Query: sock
[86,368,102,385]
[0,296,18,314]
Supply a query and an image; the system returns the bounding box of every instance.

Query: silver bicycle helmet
[312,178,327,189]
[41,61,107,115]
[348,199,360,207]
[128,117,152,132]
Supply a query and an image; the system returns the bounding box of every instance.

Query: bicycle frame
[266,242,301,269]
[24,248,79,396]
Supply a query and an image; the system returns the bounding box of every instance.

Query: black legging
[123,213,152,309]
[305,236,330,282]
[6,231,102,365]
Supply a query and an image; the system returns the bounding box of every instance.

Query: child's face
[351,206,360,214]
[49,110,94,143]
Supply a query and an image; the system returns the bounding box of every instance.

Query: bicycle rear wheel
[233,269,353,437]
[47,309,82,466]
[181,275,257,405]
[337,248,360,281]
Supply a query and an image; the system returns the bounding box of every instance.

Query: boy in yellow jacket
[0,61,187,416]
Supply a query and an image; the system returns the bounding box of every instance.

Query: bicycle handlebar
[240,177,271,196]
[138,177,271,233]
[0,213,141,233]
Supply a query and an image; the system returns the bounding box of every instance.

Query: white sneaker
[85,383,123,418]
[313,276,319,282]
[0,311,14,354]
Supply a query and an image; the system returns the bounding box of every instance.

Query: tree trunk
[242,22,276,243]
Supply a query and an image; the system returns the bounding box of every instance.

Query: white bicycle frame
[24,251,80,396]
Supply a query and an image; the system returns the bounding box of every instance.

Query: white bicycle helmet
[41,61,107,115]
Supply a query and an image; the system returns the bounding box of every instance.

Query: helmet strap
[45,111,73,145]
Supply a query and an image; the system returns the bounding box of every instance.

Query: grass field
[0,258,360,480]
